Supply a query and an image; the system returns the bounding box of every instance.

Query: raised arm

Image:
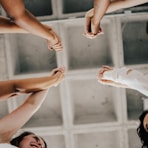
[0,67,65,101]
[0,67,65,143]
[0,16,54,34]
[0,0,63,51]
[0,89,48,143]
[84,0,148,38]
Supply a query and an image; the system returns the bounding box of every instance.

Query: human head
[10,131,47,148]
[137,110,148,148]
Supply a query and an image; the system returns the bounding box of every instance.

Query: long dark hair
[10,131,47,148]
[137,110,148,148]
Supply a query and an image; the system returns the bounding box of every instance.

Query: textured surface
[0,2,148,148]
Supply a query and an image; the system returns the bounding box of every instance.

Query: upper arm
[0,0,25,18]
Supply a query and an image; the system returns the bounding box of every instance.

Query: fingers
[47,29,63,52]
[83,27,104,39]
[85,14,92,34]
[102,65,113,71]
[51,67,65,75]
[84,9,104,39]
[53,67,65,87]
[97,65,114,85]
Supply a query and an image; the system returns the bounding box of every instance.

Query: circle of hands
[42,9,117,87]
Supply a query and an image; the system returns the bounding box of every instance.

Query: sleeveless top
[0,143,18,148]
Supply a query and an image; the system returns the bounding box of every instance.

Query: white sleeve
[102,67,148,96]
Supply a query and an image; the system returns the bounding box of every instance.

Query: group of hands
[47,8,103,52]
[45,9,114,88]
[52,66,118,88]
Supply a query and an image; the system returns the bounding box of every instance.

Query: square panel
[74,130,121,148]
[128,128,142,148]
[68,78,120,125]
[59,18,117,70]
[0,101,9,119]
[24,0,53,17]
[126,89,145,121]
[42,135,66,148]
[62,0,93,14]
[122,20,148,65]
[5,33,57,76]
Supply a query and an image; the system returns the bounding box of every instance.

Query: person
[0,67,65,148]
[137,110,148,148]
[98,65,148,96]
[0,0,63,51]
[84,0,148,39]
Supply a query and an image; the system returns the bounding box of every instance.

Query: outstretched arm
[0,0,63,51]
[84,0,148,38]
[0,68,65,143]
[0,16,54,34]
[0,67,65,101]
[0,89,48,143]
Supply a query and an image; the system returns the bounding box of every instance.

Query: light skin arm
[85,0,148,38]
[0,0,63,51]
[0,67,65,101]
[0,89,48,143]
[0,16,54,34]
[0,68,65,143]
[92,0,110,34]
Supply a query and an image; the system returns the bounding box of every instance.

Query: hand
[97,66,128,88]
[51,67,65,86]
[47,29,63,52]
[83,8,104,39]
[44,24,63,51]
[97,65,113,84]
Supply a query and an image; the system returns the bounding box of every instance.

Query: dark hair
[10,131,47,148]
[137,110,148,148]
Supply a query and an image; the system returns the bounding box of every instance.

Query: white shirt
[0,143,18,148]
[102,67,148,96]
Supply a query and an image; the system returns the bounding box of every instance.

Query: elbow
[8,9,27,23]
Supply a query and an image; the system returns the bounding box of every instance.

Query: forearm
[0,76,56,100]
[106,0,148,13]
[93,0,110,25]
[0,16,53,34]
[0,90,48,142]
[14,76,57,93]
[89,0,148,20]
[13,10,54,40]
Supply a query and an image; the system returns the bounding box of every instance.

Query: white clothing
[0,143,18,148]
[103,67,148,96]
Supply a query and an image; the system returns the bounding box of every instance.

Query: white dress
[102,67,148,96]
[0,143,18,148]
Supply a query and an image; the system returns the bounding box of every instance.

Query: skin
[0,0,63,51]
[84,0,148,39]
[143,113,148,132]
[0,67,65,145]
[19,134,45,148]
